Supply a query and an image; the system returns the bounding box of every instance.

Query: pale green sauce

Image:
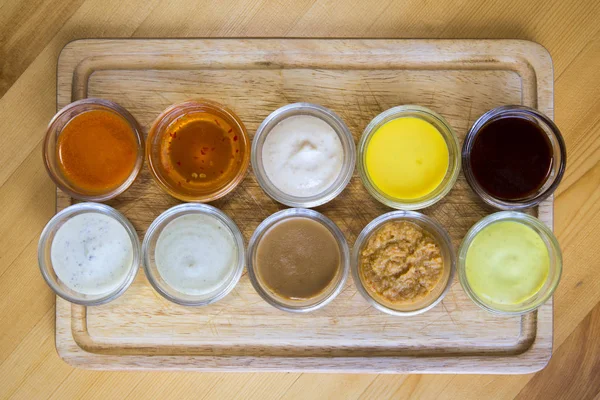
[466,221,549,305]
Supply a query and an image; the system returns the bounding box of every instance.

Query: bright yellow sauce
[466,221,550,305]
[365,117,449,199]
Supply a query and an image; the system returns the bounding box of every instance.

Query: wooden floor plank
[516,300,600,400]
[279,374,375,400]
[356,375,411,399]
[0,143,54,276]
[8,349,73,400]
[226,373,301,400]
[554,38,600,193]
[0,0,85,97]
[0,309,56,399]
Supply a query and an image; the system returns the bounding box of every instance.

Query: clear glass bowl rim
[43,98,145,202]
[457,211,563,315]
[246,208,350,312]
[251,102,356,208]
[141,203,246,306]
[357,105,461,210]
[146,99,250,203]
[461,105,567,210]
[37,202,141,306]
[351,210,456,316]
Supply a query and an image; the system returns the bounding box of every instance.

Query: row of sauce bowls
[39,202,562,316]
[44,99,566,210]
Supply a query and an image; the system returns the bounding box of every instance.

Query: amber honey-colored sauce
[159,112,243,193]
[57,110,138,193]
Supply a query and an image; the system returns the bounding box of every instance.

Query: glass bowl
[146,99,250,202]
[357,105,460,210]
[458,211,562,315]
[142,203,245,306]
[251,103,356,208]
[351,211,455,316]
[38,202,141,306]
[43,98,144,202]
[247,208,350,312]
[462,105,567,210]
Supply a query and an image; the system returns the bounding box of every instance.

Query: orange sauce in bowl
[57,110,138,193]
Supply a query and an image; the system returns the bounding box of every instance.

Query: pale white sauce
[155,214,237,296]
[262,115,344,197]
[51,213,133,296]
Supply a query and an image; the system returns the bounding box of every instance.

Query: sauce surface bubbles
[262,115,343,198]
[155,214,237,296]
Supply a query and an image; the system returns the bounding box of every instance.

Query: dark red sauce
[470,117,553,201]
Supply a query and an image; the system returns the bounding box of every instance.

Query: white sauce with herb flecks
[51,213,133,295]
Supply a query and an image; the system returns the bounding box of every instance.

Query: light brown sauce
[255,217,340,300]
[360,221,443,305]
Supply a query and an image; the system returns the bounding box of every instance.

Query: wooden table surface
[1,0,599,398]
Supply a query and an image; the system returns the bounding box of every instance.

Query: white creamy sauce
[262,115,344,197]
[51,213,133,296]
[155,214,236,296]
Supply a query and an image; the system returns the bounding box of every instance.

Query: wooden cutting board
[55,39,554,373]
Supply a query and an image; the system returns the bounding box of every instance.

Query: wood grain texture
[515,299,600,400]
[1,0,600,398]
[53,39,554,373]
